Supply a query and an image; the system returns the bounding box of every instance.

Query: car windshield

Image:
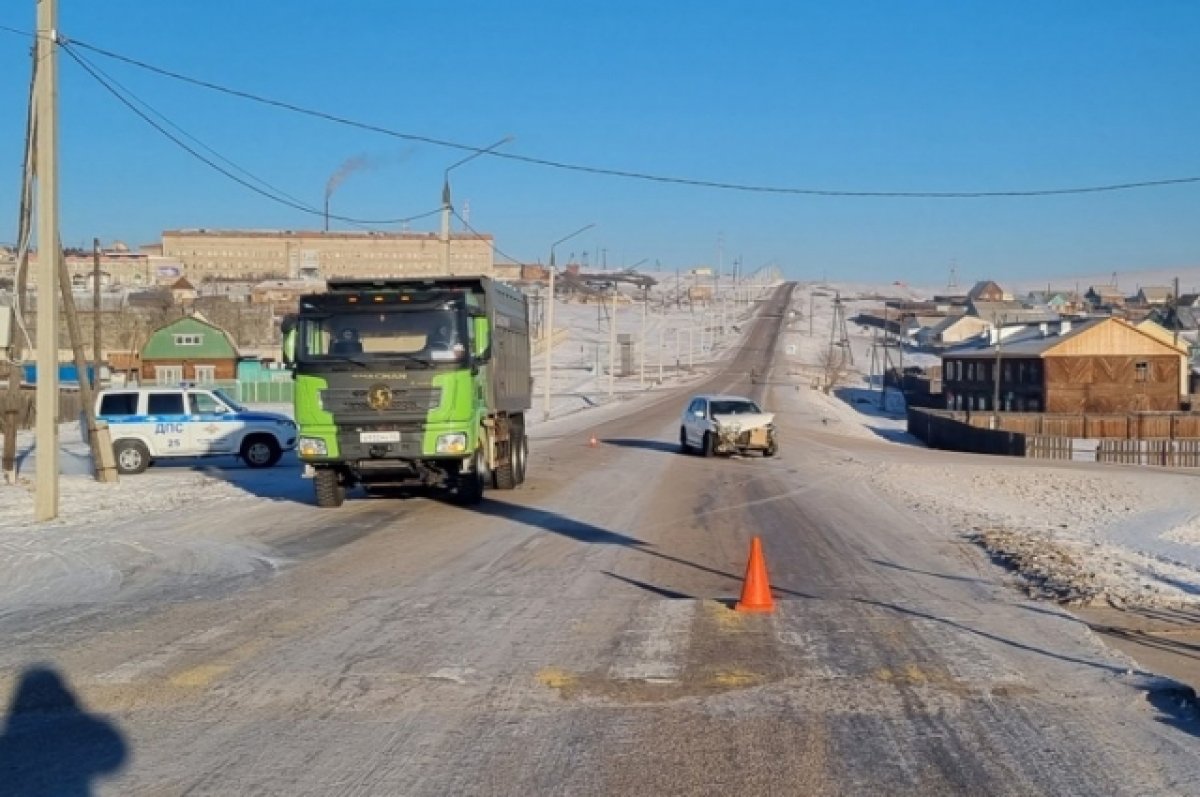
[212,389,247,412]
[710,400,761,415]
[295,308,467,363]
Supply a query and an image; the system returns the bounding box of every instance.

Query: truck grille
[321,387,443,413]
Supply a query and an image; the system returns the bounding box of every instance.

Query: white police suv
[92,386,298,475]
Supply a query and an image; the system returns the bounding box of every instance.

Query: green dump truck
[285,277,531,507]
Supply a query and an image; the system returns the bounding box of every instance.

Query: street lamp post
[542,223,596,421]
[441,136,513,275]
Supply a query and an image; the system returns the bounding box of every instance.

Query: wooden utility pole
[92,237,101,388]
[35,0,60,520]
[2,39,38,484]
[58,255,118,483]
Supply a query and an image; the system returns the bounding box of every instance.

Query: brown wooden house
[941,317,1188,414]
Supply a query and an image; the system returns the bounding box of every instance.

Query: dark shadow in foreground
[0,664,129,796]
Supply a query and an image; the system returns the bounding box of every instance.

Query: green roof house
[141,314,239,386]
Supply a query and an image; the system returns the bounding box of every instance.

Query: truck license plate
[360,431,401,443]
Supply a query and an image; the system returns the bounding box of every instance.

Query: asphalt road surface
[2,284,1199,796]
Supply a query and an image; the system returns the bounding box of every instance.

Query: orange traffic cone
[589,434,598,448]
[735,536,775,613]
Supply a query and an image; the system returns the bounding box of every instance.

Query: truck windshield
[296,309,467,364]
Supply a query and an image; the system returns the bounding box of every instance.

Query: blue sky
[1,1,1198,284]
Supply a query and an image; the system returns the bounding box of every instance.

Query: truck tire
[702,431,716,458]
[314,468,345,508]
[763,439,778,458]
[514,429,529,485]
[241,434,282,468]
[454,449,486,505]
[113,439,151,475]
[493,437,517,490]
[679,427,692,455]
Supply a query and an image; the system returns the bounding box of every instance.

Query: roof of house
[142,314,239,360]
[967,280,1003,300]
[1086,284,1124,300]
[944,316,1188,360]
[1137,286,1174,302]
[170,276,196,291]
[967,299,1059,326]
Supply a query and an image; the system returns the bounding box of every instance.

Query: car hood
[231,411,294,424]
[711,412,774,432]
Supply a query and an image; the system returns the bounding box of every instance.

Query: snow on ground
[11,275,1200,614]
[789,281,1200,610]
[0,279,776,606]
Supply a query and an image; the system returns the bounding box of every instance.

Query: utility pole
[3,40,37,484]
[35,0,61,520]
[657,325,664,383]
[92,237,101,389]
[639,287,647,388]
[440,136,512,277]
[542,223,594,421]
[992,316,1004,427]
[58,253,117,482]
[608,286,617,399]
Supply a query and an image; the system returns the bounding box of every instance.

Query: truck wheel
[314,468,345,508]
[454,450,486,505]
[679,427,692,455]
[702,432,715,458]
[113,439,150,475]
[514,430,529,485]
[494,437,518,490]
[242,435,282,468]
[763,439,778,458]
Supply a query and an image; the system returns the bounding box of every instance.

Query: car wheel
[702,431,715,458]
[242,435,282,468]
[679,427,692,455]
[314,468,345,507]
[763,440,778,458]
[113,439,150,475]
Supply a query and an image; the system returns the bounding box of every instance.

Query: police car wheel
[242,435,282,468]
[113,440,150,475]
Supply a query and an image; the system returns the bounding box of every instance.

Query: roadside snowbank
[790,282,1200,610]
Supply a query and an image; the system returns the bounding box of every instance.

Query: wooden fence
[0,389,85,431]
[909,408,1200,468]
[943,410,1200,440]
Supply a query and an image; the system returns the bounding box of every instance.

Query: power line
[0,22,36,38]
[450,206,525,266]
[63,35,1200,200]
[61,40,441,228]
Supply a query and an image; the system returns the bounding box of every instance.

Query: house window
[156,365,183,385]
[194,365,216,384]
[1135,361,1149,382]
[174,334,204,346]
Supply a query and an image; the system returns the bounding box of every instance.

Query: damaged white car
[680,395,778,457]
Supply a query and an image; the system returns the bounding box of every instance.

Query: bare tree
[819,347,851,394]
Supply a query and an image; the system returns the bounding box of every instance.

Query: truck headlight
[436,433,468,454]
[298,437,328,457]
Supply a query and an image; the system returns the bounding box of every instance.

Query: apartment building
[161,229,495,282]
